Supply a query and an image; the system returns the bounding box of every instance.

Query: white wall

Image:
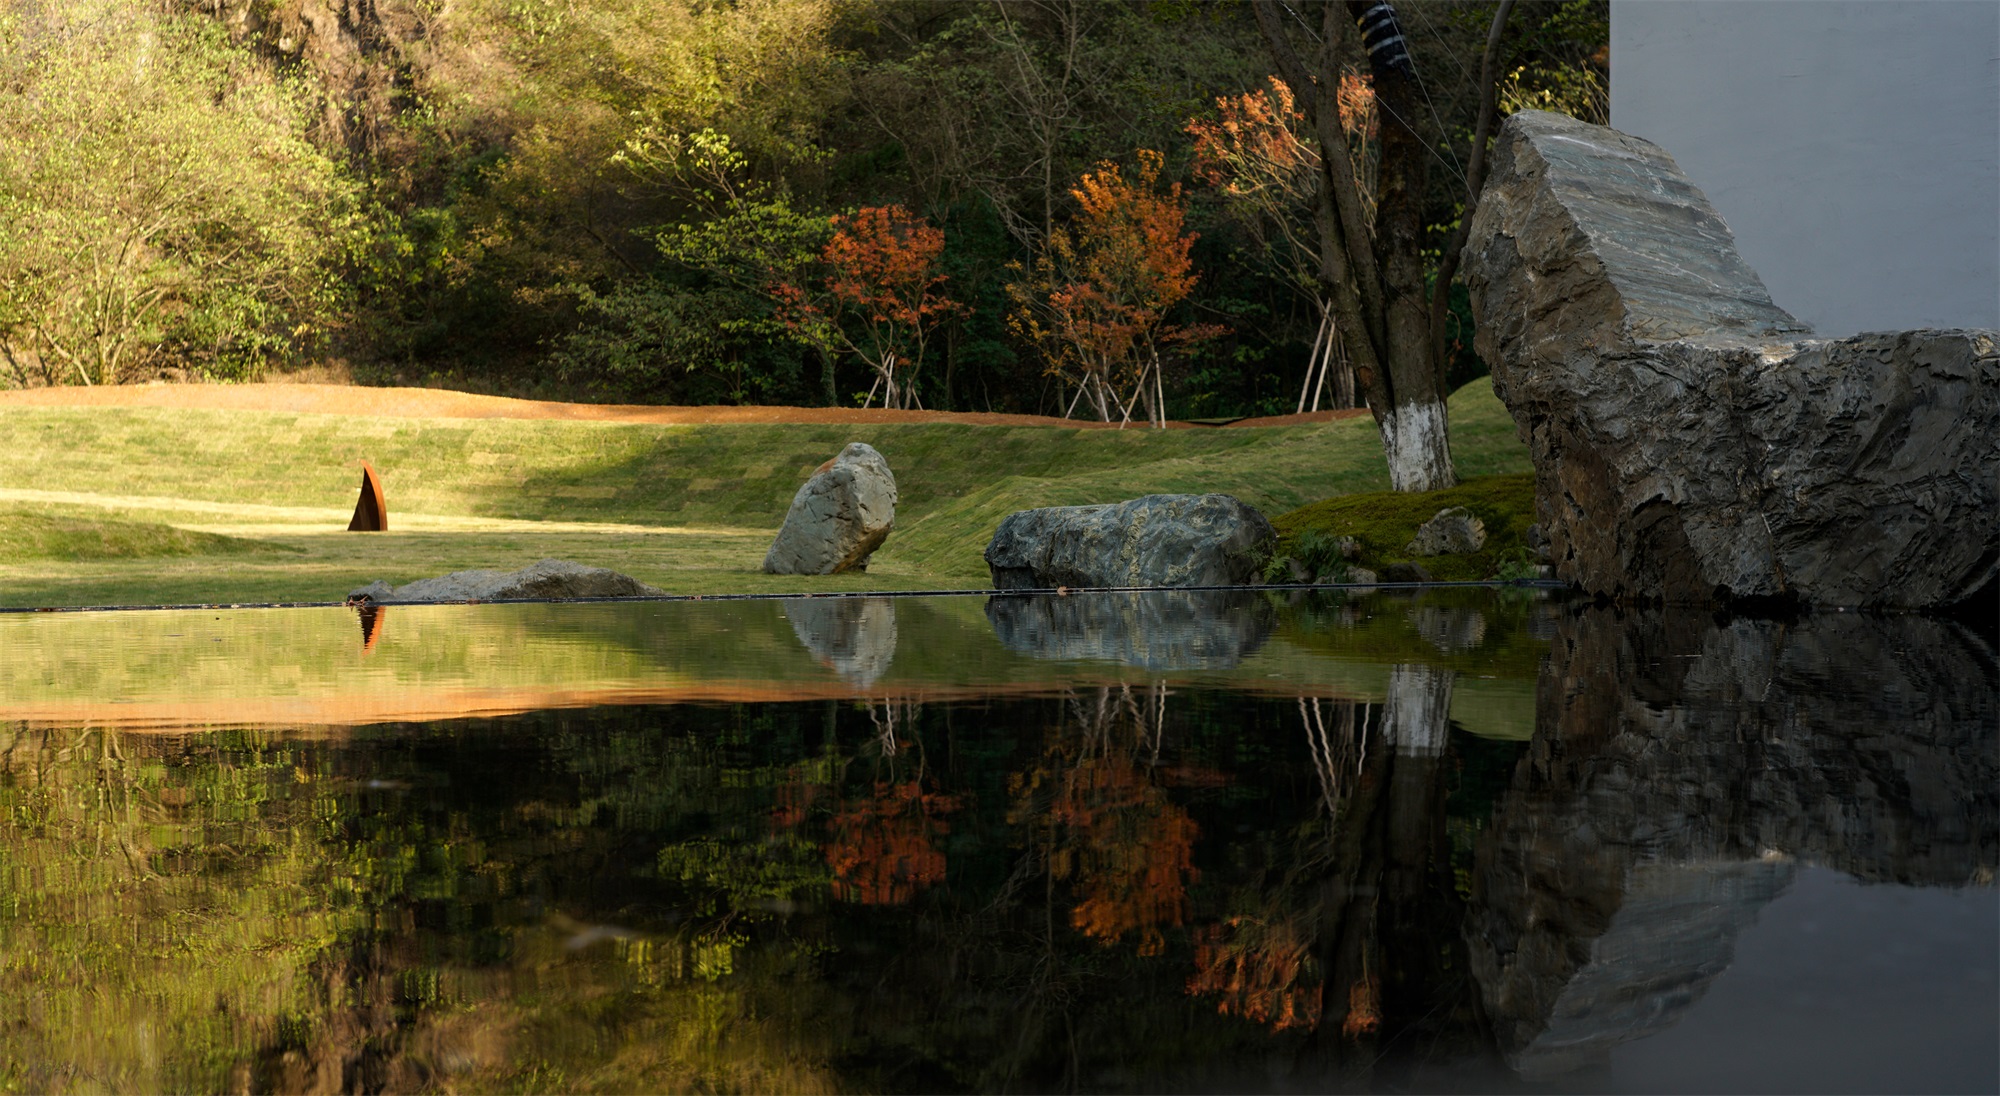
[1611,1,2000,337]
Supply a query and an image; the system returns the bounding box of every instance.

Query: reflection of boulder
[784,597,898,688]
[1468,607,1998,1076]
[984,590,1274,671]
[1407,605,1487,653]
[348,559,664,602]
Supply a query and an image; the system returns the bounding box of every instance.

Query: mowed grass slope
[0,381,1528,605]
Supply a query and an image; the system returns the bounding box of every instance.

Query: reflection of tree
[1187,914,1323,1031]
[1011,684,1202,956]
[0,679,1536,1091]
[826,780,960,906]
[1182,680,1474,1088]
[1184,696,1377,1036]
[0,725,357,1092]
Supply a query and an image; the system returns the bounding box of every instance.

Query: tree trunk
[1255,0,1459,492]
[1349,0,1456,491]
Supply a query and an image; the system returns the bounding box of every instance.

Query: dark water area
[0,592,1993,1094]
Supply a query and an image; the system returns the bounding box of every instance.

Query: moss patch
[0,506,287,562]
[1269,473,1537,581]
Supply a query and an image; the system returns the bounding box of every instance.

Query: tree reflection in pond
[0,596,1992,1093]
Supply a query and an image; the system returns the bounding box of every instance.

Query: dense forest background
[0,0,1605,416]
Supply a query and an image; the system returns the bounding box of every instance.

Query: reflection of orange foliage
[824,781,960,906]
[771,779,821,832]
[1186,917,1323,1032]
[1342,974,1381,1038]
[1047,759,1199,956]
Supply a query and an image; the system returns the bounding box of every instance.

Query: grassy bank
[0,381,1529,606]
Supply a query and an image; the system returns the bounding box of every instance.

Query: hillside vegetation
[0,0,1607,417]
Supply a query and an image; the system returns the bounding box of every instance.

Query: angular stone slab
[347,558,664,602]
[1463,110,1999,608]
[984,493,1275,590]
[763,442,898,576]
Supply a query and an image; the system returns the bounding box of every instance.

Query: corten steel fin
[348,462,388,531]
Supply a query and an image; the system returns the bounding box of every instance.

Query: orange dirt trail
[0,383,1369,429]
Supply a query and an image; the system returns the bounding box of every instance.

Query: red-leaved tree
[777,205,963,409]
[1006,150,1222,428]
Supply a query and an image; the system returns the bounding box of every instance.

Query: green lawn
[0,381,1529,606]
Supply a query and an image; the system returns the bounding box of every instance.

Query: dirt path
[0,382,1368,429]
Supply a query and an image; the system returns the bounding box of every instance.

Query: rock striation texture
[347,559,664,602]
[1462,110,1999,608]
[763,443,899,575]
[984,494,1275,590]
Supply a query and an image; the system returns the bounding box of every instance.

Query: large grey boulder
[984,493,1275,590]
[347,558,664,602]
[1462,110,1999,609]
[763,442,897,575]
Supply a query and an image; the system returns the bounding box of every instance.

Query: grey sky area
[1612,0,2000,336]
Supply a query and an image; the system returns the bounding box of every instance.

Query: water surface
[0,591,1991,1093]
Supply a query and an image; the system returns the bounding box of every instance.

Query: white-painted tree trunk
[1377,398,1458,493]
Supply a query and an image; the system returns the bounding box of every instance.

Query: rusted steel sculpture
[347,461,387,531]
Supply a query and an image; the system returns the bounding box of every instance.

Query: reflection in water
[0,596,1991,1093]
[1407,604,1487,654]
[1382,663,1453,756]
[784,596,899,688]
[356,604,386,652]
[1469,608,1999,1080]
[984,589,1274,669]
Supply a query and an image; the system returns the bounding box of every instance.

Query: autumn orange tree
[1187,75,1377,412]
[777,205,963,410]
[1006,150,1220,428]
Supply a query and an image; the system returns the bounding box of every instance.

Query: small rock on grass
[1407,506,1487,556]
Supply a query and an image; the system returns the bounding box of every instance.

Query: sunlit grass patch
[878,381,1529,578]
[0,505,291,562]
[0,380,1529,604]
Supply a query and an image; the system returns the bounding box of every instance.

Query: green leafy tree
[0,3,356,386]
[554,192,834,403]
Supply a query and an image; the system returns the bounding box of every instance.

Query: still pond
[1,590,1993,1093]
